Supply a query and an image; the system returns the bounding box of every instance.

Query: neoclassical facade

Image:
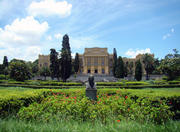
[78,47,113,74]
[38,47,153,75]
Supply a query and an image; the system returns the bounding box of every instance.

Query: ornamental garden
[0,34,180,131]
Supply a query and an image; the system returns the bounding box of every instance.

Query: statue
[86,75,97,100]
[86,74,97,90]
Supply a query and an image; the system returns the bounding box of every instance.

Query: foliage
[113,48,118,77]
[124,61,128,77]
[152,58,161,74]
[135,60,142,81]
[3,56,8,68]
[31,59,39,75]
[142,53,155,80]
[0,88,48,117]
[9,61,31,81]
[74,53,80,73]
[50,49,59,80]
[0,64,4,74]
[60,34,72,82]
[158,49,180,80]
[128,61,134,76]
[115,56,124,78]
[18,90,174,124]
[40,67,50,80]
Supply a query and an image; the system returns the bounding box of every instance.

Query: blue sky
[0,0,180,63]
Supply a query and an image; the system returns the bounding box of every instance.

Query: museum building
[38,47,151,75]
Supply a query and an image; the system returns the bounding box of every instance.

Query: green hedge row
[0,83,180,89]
[96,82,149,86]
[0,90,50,118]
[1,88,180,121]
[0,80,83,86]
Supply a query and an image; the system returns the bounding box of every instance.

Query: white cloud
[71,53,75,59]
[125,48,151,58]
[27,0,72,17]
[0,16,48,63]
[162,28,174,40]
[54,33,62,39]
[47,35,52,41]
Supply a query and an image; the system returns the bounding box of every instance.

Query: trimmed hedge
[0,83,180,89]
[0,89,50,117]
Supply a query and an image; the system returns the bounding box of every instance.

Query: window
[102,68,105,74]
[88,69,91,73]
[101,57,105,66]
[94,57,98,66]
[87,57,91,66]
[94,69,98,74]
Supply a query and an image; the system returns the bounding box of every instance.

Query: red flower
[117,120,120,122]
[125,96,128,99]
[128,108,130,112]
[97,101,100,104]
[169,102,172,105]
[97,96,99,98]
[74,97,77,99]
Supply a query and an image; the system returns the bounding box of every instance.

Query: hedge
[0,83,180,89]
[0,89,50,117]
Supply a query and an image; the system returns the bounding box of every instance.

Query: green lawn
[0,117,180,132]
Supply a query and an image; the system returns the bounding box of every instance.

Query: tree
[50,49,59,80]
[40,66,50,80]
[60,34,72,82]
[3,56,8,68]
[74,53,80,73]
[113,48,118,77]
[128,61,134,76]
[115,56,124,78]
[124,61,128,77]
[152,58,161,74]
[142,53,154,80]
[135,60,142,81]
[32,59,39,75]
[9,61,31,81]
[159,49,180,80]
[0,64,4,74]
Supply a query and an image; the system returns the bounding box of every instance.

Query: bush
[17,92,174,124]
[168,81,180,85]
[0,74,6,80]
[9,61,31,81]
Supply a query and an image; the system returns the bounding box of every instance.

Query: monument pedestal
[86,89,97,101]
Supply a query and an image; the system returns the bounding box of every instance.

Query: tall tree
[128,61,134,76]
[142,53,154,80]
[115,56,124,78]
[124,61,128,77]
[60,34,72,82]
[74,53,80,73]
[3,56,8,68]
[113,48,117,77]
[135,60,142,81]
[50,49,58,80]
[159,49,180,80]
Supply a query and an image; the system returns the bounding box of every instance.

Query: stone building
[78,47,113,74]
[38,54,50,69]
[38,47,153,75]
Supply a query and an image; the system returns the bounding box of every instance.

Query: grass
[0,117,180,132]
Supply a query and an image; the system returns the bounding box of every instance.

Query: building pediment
[84,47,108,56]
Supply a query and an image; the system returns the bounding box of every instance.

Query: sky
[0,0,180,63]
